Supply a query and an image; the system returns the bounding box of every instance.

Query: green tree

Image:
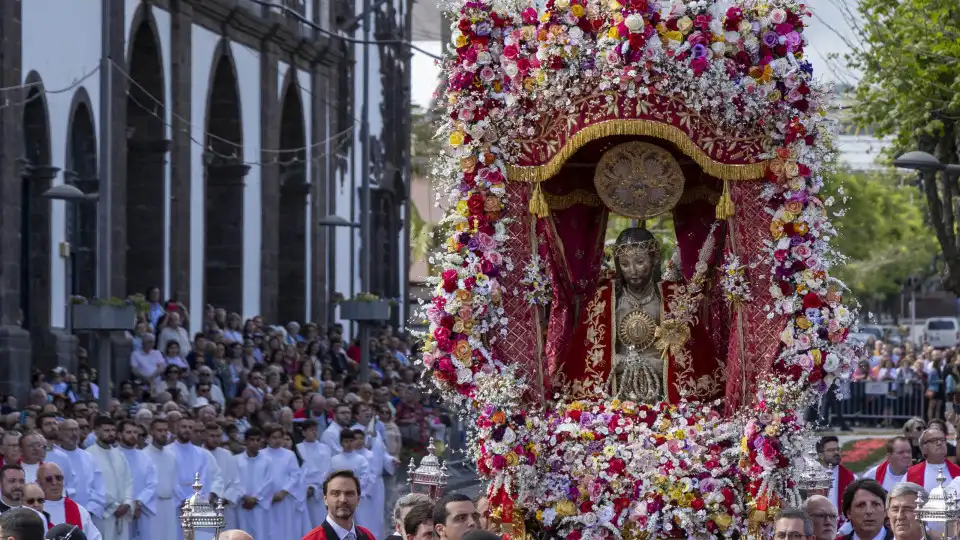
[825,168,938,307]
[846,0,960,292]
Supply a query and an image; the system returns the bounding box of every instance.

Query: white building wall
[22,0,103,329]
[235,43,263,319]
[299,68,313,322]
[189,26,216,335]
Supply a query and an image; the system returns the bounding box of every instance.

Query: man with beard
[116,421,156,540]
[320,405,353,453]
[36,462,101,540]
[167,418,210,540]
[0,465,25,512]
[140,420,176,540]
[201,424,240,531]
[54,420,105,519]
[302,470,373,540]
[233,428,272,540]
[85,416,133,540]
[818,436,855,531]
[886,482,927,540]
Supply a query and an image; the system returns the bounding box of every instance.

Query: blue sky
[409,0,858,108]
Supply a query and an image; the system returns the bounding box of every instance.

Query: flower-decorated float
[420,0,856,537]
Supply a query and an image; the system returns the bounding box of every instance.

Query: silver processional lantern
[180,473,226,540]
[408,438,450,501]
[797,447,833,495]
[916,468,960,540]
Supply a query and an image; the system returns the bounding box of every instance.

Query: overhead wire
[0,65,101,110]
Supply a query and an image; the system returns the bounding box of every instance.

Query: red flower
[467,194,485,215]
[721,488,735,507]
[503,44,519,60]
[802,292,824,309]
[608,458,626,474]
[579,500,592,513]
[691,498,705,511]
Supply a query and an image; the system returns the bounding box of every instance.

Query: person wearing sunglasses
[22,484,52,529]
[35,462,101,540]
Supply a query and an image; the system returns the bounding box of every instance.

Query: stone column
[278,170,310,325]
[0,0,32,400]
[169,1,193,306]
[258,41,280,323]
[125,139,171,297]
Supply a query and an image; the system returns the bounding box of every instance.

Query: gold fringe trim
[507,119,769,183]
[528,182,549,218]
[715,178,735,220]
[543,189,602,210]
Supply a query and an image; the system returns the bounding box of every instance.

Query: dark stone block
[0,325,33,401]
[31,328,79,374]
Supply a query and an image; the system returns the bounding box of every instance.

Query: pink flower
[791,244,812,260]
[486,251,503,265]
[503,44,519,60]
[605,50,622,65]
[476,232,496,251]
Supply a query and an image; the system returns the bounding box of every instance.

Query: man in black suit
[840,479,894,540]
[0,464,25,513]
[773,508,816,540]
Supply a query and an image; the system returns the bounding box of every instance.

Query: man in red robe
[905,426,960,492]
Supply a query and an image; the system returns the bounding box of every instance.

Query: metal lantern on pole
[797,447,834,496]
[916,468,960,539]
[408,438,450,501]
[180,473,226,540]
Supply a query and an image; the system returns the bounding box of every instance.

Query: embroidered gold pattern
[544,189,602,209]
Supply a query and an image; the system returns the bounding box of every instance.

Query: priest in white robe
[118,420,158,540]
[357,429,397,540]
[296,419,332,528]
[142,418,178,540]
[330,429,376,532]
[320,404,353,453]
[37,462,103,540]
[169,418,211,540]
[19,432,48,484]
[261,425,308,540]
[85,417,134,540]
[56,419,107,518]
[234,427,274,540]
[201,423,242,531]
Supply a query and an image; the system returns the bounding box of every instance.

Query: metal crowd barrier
[838,380,926,424]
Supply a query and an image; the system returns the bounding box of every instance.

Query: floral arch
[420,0,856,538]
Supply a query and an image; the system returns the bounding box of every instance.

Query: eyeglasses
[44,475,64,483]
[25,497,44,505]
[808,512,838,521]
[923,437,947,446]
[773,533,806,540]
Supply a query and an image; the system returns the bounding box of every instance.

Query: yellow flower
[796,317,812,330]
[506,452,520,466]
[555,501,576,517]
[677,17,693,33]
[764,424,779,436]
[455,34,468,48]
[455,289,473,304]
[568,402,584,411]
[663,31,683,43]
[571,4,584,17]
[449,131,465,147]
[603,446,616,457]
[536,510,544,522]
[455,200,469,217]
[811,349,822,366]
[582,432,596,441]
[607,26,621,39]
[610,399,621,409]
[713,513,733,530]
[793,221,809,235]
[673,429,686,440]
[453,340,472,362]
[492,81,502,92]
[607,0,622,10]
[770,219,785,240]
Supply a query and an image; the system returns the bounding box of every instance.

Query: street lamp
[894,151,960,175]
[42,184,99,203]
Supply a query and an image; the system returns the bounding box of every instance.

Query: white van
[924,317,960,349]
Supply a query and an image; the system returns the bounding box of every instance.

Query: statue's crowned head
[613,227,661,291]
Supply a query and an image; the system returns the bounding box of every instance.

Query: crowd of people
[0,288,465,540]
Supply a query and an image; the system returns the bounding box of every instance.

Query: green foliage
[825,168,938,303]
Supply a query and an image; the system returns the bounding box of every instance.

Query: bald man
[218,530,253,540]
[804,494,839,540]
[54,420,106,519]
[37,462,102,540]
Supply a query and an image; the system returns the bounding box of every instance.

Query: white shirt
[851,531,887,540]
[56,446,106,517]
[862,463,907,491]
[325,515,358,540]
[45,497,102,540]
[320,423,344,453]
[925,461,953,492]
[21,461,40,484]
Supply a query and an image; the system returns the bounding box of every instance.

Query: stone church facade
[0,0,412,396]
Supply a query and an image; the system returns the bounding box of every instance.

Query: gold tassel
[715,178,735,220]
[528,182,549,218]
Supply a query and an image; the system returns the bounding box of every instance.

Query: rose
[479,66,495,82]
[605,50,622,65]
[791,244,812,260]
[625,14,644,32]
[677,17,693,34]
[823,353,840,373]
[691,498,705,511]
[769,8,787,25]
[503,44,519,60]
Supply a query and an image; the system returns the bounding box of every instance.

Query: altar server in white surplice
[330,429,376,531]
[358,427,397,540]
[55,419,107,519]
[296,419,331,528]
[37,461,103,540]
[234,427,273,540]
[117,420,157,540]
[320,404,354,453]
[85,416,134,540]
[201,423,242,531]
[261,425,308,540]
[142,419,178,540]
[169,418,211,540]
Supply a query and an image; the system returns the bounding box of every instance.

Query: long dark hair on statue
[613,227,662,297]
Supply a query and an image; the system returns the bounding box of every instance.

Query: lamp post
[42,184,100,342]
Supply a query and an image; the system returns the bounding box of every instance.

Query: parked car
[924,317,960,349]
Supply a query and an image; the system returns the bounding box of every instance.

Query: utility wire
[0,65,101,110]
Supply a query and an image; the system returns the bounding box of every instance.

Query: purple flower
[474,21,492,36]
[761,31,779,48]
[492,425,506,442]
[789,235,805,247]
[784,31,802,51]
[752,435,765,450]
[581,58,596,70]
[691,44,708,59]
[804,308,821,321]
[580,412,595,426]
[458,232,471,245]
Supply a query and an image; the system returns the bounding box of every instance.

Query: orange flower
[461,156,478,172]
[784,201,803,214]
[793,221,809,235]
[770,219,786,239]
[768,160,785,177]
[455,289,473,304]
[491,411,507,424]
[483,152,496,165]
[776,147,792,160]
[484,196,501,212]
[826,288,842,304]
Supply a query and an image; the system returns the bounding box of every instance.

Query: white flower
[823,353,840,373]
[504,63,519,78]
[625,14,644,32]
[502,427,517,444]
[769,8,788,24]
[555,0,570,8]
[456,368,473,384]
